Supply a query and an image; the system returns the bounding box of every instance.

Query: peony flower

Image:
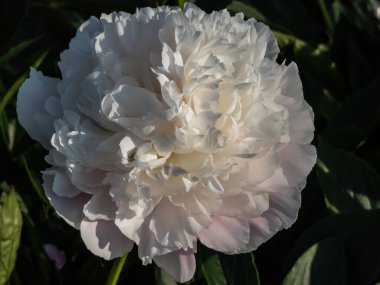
[17,3,316,282]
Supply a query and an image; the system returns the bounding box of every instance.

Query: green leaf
[246,0,318,44]
[324,75,380,138]
[282,237,346,285]
[0,37,41,67]
[226,1,266,22]
[200,246,227,285]
[218,253,260,285]
[156,268,177,285]
[274,31,344,101]
[317,0,333,40]
[316,137,380,213]
[19,156,48,204]
[0,112,17,152]
[284,209,380,285]
[0,49,50,113]
[0,188,23,285]
[200,246,260,285]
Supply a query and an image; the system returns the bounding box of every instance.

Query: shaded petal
[279,62,302,100]
[17,68,60,149]
[169,191,222,215]
[52,170,82,198]
[43,172,90,229]
[275,95,314,144]
[153,250,196,283]
[80,219,134,260]
[198,216,249,254]
[245,152,280,186]
[149,198,209,249]
[281,144,316,187]
[243,212,282,251]
[214,192,269,218]
[135,198,209,264]
[83,190,117,220]
[242,169,301,252]
[115,197,159,243]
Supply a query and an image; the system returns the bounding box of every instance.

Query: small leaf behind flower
[0,188,23,285]
[284,209,380,285]
[0,49,50,113]
[200,245,260,285]
[316,137,380,213]
[282,237,346,285]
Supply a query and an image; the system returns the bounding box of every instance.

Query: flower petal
[281,144,317,187]
[80,219,134,260]
[83,191,117,220]
[43,172,90,229]
[17,68,61,149]
[198,216,250,254]
[52,170,82,198]
[153,250,196,283]
[149,198,209,249]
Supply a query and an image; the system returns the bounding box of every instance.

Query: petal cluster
[17,3,316,282]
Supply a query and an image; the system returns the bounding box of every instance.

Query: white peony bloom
[17,3,316,282]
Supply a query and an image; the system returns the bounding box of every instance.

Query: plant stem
[106,253,128,285]
[318,0,333,41]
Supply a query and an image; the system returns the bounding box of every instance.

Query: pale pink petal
[243,188,301,252]
[279,62,303,100]
[243,212,282,251]
[80,219,134,260]
[281,144,317,187]
[245,152,280,186]
[213,192,269,218]
[288,100,314,144]
[198,216,250,254]
[153,250,196,283]
[266,189,301,228]
[275,95,314,144]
